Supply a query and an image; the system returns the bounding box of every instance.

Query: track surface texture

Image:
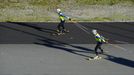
[0,22,134,44]
[0,22,134,75]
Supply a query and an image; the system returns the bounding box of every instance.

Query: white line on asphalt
[115,40,129,44]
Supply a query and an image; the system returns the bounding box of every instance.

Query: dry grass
[0,0,134,22]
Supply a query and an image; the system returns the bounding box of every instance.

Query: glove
[105,39,109,43]
[69,18,72,21]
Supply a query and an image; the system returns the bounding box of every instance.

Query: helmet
[57,8,61,13]
[92,29,97,35]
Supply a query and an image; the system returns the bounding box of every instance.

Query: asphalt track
[0,22,134,44]
[0,44,134,75]
[0,22,134,75]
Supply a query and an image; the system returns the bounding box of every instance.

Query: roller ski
[57,29,69,33]
[52,32,65,36]
[52,29,64,36]
[87,56,102,60]
[62,29,69,33]
[52,29,69,36]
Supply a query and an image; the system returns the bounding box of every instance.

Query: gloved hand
[105,39,109,43]
[69,18,71,21]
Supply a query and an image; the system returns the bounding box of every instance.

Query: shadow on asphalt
[105,54,134,68]
[34,39,94,58]
[0,23,134,68]
[0,23,94,57]
[8,22,56,34]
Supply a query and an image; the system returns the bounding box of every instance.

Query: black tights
[57,20,65,32]
[95,42,104,55]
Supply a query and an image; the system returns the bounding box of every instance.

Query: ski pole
[106,41,127,51]
[71,19,91,35]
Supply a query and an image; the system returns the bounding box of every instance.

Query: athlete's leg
[98,43,104,54]
[95,42,100,56]
[61,20,65,32]
[57,21,62,33]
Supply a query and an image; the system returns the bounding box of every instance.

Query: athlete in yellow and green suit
[56,9,71,33]
[92,29,106,59]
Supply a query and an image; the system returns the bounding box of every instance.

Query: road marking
[115,40,129,44]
